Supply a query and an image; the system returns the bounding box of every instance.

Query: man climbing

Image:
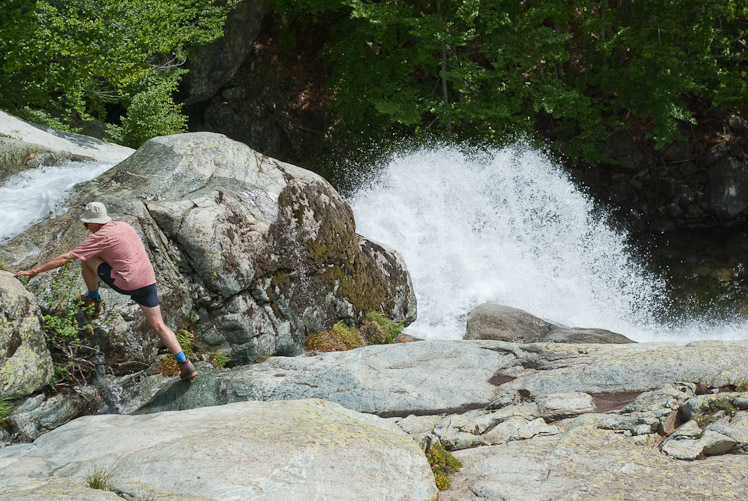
[15,201,198,381]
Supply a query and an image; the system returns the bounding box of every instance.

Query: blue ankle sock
[87,289,100,301]
[175,351,187,363]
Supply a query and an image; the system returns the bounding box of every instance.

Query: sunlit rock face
[0,271,53,399]
[3,133,416,369]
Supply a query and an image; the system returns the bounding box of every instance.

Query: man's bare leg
[139,305,183,355]
[80,256,106,291]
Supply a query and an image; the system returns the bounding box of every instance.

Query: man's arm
[14,252,78,280]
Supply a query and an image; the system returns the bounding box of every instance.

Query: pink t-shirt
[71,221,156,291]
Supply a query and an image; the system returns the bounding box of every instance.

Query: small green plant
[209,351,227,369]
[85,466,112,491]
[426,442,462,491]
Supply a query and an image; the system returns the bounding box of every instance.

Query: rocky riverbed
[2,111,748,499]
[2,339,748,499]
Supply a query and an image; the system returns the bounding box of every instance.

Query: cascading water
[0,160,115,243]
[349,144,748,342]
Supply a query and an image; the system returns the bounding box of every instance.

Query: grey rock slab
[441,425,748,500]
[0,399,437,501]
[0,110,133,164]
[622,382,696,413]
[503,340,748,395]
[139,340,748,421]
[139,340,516,417]
[534,391,596,420]
[709,412,748,452]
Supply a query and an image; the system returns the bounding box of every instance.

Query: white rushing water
[0,161,115,243]
[349,144,748,342]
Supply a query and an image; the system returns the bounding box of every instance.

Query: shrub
[360,311,403,345]
[106,81,187,148]
[36,263,100,390]
[305,321,365,352]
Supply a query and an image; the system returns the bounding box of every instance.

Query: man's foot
[77,294,102,319]
[178,360,198,381]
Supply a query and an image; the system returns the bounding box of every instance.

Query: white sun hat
[80,202,112,224]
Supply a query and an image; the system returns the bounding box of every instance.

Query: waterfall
[0,160,115,243]
[349,144,748,342]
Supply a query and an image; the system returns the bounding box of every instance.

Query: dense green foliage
[272,0,748,163]
[0,0,236,140]
[1,1,745,163]
[106,80,188,147]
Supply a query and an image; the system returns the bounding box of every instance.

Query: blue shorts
[97,263,160,308]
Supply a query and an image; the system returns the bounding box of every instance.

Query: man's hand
[13,252,76,281]
[14,269,39,280]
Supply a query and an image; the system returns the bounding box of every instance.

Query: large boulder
[0,399,437,500]
[2,133,416,369]
[465,303,635,344]
[0,271,53,398]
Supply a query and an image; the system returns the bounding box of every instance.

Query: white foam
[349,144,748,342]
[0,161,114,242]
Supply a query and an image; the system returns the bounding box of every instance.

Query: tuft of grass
[209,351,227,369]
[712,397,737,418]
[726,376,748,392]
[175,329,194,360]
[360,311,403,345]
[305,321,365,352]
[85,466,112,491]
[0,397,14,427]
[692,413,718,429]
[426,442,462,491]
